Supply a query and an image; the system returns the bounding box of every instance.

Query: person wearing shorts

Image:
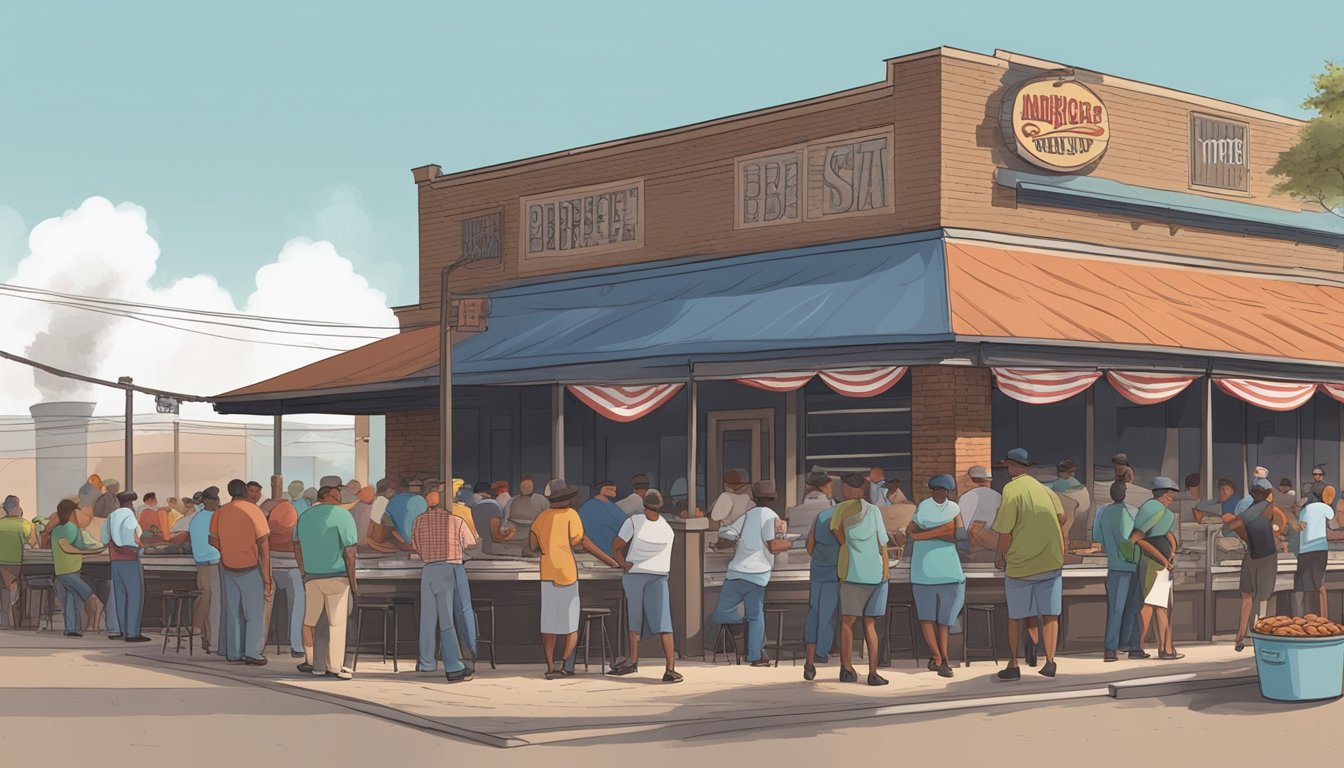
[831,475,891,687]
[1292,486,1337,617]
[1226,480,1278,652]
[1131,478,1182,660]
[610,490,680,682]
[908,474,966,678]
[992,448,1066,681]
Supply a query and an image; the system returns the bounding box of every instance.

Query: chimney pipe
[29,401,96,520]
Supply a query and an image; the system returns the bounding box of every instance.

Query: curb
[1108,672,1258,700]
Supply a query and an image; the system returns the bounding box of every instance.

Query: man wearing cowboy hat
[709,480,791,668]
[992,448,1065,681]
[529,479,620,680]
[708,469,754,539]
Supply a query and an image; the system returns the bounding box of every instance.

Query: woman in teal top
[906,475,966,678]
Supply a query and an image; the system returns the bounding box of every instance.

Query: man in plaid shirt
[412,491,478,682]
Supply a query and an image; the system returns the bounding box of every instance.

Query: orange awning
[946,240,1344,367]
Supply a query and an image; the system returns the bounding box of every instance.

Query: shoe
[290,651,306,659]
[996,666,1021,681]
[325,667,353,680]
[1039,661,1057,678]
[938,662,954,678]
[1103,650,1118,662]
[839,667,859,683]
[607,662,638,676]
[1128,650,1151,660]
[1234,641,1245,653]
[445,670,473,683]
[803,662,817,681]
[814,655,829,664]
[201,644,212,655]
[559,668,576,677]
[108,633,124,640]
[867,672,889,686]
[227,658,246,665]
[544,670,563,680]
[927,658,940,671]
[1025,642,1038,668]
[124,636,152,643]
[662,670,684,683]
[64,631,83,638]
[244,656,269,667]
[1158,651,1185,661]
[297,663,315,674]
[750,658,772,668]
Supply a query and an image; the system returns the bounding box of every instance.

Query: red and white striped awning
[1322,383,1344,404]
[992,368,1101,405]
[1105,371,1199,406]
[734,366,908,398]
[1215,378,1319,412]
[567,384,684,422]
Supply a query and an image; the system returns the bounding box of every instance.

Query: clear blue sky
[1,0,1339,306]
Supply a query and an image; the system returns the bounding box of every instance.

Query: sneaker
[750,658,772,668]
[1025,642,1038,668]
[244,656,269,667]
[996,666,1021,682]
[1103,650,1118,662]
[325,667,353,680]
[662,670,684,683]
[297,663,315,674]
[290,650,306,659]
[1039,661,1057,678]
[227,658,246,665]
[107,633,124,640]
[445,669,473,683]
[607,662,638,676]
[839,667,859,683]
[124,636,152,643]
[867,672,889,686]
[1128,650,1151,660]
[938,662,954,678]
[803,662,816,681]
[64,631,83,638]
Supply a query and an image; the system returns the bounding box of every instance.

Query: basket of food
[1250,615,1344,702]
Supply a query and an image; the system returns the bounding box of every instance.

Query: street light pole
[440,266,453,498]
[119,376,134,492]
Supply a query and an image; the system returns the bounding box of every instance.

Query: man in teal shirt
[294,486,359,679]
[1048,459,1083,493]
[832,475,891,687]
[1093,481,1141,661]
[1130,478,1182,660]
[802,501,840,682]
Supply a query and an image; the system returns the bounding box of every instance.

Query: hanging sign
[1004,77,1110,172]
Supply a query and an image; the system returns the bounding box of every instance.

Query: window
[1094,379,1200,489]
[992,389,1085,485]
[804,376,911,491]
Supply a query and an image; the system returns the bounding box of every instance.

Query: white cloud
[309,183,404,304]
[0,196,397,422]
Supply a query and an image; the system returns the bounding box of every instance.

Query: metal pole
[119,376,133,491]
[440,267,453,492]
[172,417,180,500]
[273,414,283,480]
[1202,376,1214,501]
[551,384,565,482]
[1084,386,1096,496]
[687,377,698,515]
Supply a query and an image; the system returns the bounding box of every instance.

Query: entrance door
[707,409,774,494]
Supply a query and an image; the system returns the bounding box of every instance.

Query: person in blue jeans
[100,491,151,642]
[1093,481,1142,661]
[802,502,840,681]
[49,499,106,636]
[709,481,790,667]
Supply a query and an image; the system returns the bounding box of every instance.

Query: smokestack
[29,401,95,519]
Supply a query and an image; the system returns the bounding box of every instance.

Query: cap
[1111,453,1130,467]
[320,475,343,489]
[1003,448,1034,466]
[968,466,991,480]
[1150,476,1180,493]
[805,468,832,488]
[545,479,579,503]
[841,473,867,489]
[1056,459,1078,473]
[1253,466,1269,479]
[723,469,748,487]
[928,475,956,492]
[1252,478,1274,491]
[642,489,665,510]
[1313,465,1327,475]
[115,491,139,505]
[751,480,777,501]
[631,473,651,489]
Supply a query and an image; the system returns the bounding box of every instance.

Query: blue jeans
[1104,570,1140,652]
[221,567,266,661]
[56,573,94,634]
[273,568,305,654]
[110,560,143,638]
[804,578,839,658]
[710,577,766,662]
[418,563,467,673]
[1122,565,1146,650]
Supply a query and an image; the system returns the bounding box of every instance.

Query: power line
[0,348,209,402]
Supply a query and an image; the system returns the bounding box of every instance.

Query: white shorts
[540,581,580,635]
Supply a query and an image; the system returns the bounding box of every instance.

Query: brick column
[911,366,992,501]
[384,409,440,484]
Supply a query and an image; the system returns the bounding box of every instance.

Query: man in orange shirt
[137,493,172,546]
[210,479,274,665]
[259,478,305,659]
[530,479,620,679]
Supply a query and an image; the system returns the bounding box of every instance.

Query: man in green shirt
[294,486,359,680]
[50,498,106,635]
[0,496,36,628]
[1129,477,1182,660]
[992,449,1065,681]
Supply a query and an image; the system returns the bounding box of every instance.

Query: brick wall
[911,366,992,500]
[385,409,439,485]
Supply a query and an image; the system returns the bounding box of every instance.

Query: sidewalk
[112,641,1257,747]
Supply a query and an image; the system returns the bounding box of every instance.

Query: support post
[1202,376,1214,501]
[119,377,134,492]
[551,384,565,482]
[1084,385,1096,496]
[686,378,698,515]
[354,415,370,486]
[172,418,180,500]
[273,414,283,479]
[671,376,704,659]
[440,267,454,492]
[784,389,799,509]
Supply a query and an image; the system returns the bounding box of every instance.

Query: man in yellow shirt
[0,496,36,628]
[529,480,620,679]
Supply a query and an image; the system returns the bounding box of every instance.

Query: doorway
[707,409,774,491]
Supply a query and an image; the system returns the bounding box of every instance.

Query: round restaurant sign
[1007,78,1110,172]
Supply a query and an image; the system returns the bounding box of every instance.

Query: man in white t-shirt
[708,469,753,540]
[610,489,680,682]
[959,466,1002,561]
[709,481,791,666]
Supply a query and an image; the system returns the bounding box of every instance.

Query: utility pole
[119,376,133,492]
[173,417,180,500]
[440,266,454,496]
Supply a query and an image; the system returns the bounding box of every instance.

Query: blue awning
[453,232,952,384]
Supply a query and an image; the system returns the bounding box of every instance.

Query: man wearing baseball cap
[1226,479,1279,653]
[188,487,224,654]
[1130,477,1182,660]
[992,448,1065,681]
[616,474,652,516]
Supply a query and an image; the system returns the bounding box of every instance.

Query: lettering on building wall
[521,179,643,258]
[1190,114,1249,192]
[1003,78,1110,172]
[460,211,502,265]
[734,148,803,229]
[805,128,896,221]
[454,298,489,332]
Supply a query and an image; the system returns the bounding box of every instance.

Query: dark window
[804,376,911,491]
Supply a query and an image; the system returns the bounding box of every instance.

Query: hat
[287,480,305,499]
[192,491,205,504]
[1111,453,1130,467]
[595,479,616,490]
[545,479,579,503]
[841,473,867,489]
[968,466,991,480]
[1003,448,1034,466]
[1150,476,1180,493]
[928,475,956,492]
[723,469,748,488]
[751,480,777,501]
[1253,466,1269,479]
[642,489,665,510]
[1313,465,1327,475]
[115,491,138,506]
[1056,459,1077,473]
[320,475,343,489]
[1251,478,1274,492]
[805,467,832,488]
[631,473,651,489]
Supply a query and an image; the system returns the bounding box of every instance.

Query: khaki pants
[194,564,221,652]
[303,577,351,672]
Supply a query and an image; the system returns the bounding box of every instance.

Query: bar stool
[710,622,743,665]
[963,604,999,667]
[265,591,285,656]
[578,606,613,672]
[351,599,398,672]
[881,601,919,667]
[161,590,201,655]
[763,604,795,667]
[25,577,56,632]
[607,594,629,660]
[471,598,497,670]
[390,595,418,658]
